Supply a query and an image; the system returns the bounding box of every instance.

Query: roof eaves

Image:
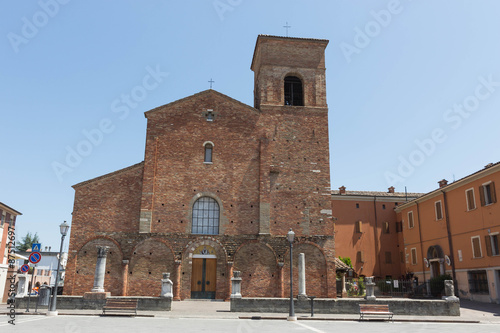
[72,162,144,189]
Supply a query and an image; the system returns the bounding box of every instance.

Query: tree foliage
[338,256,352,267]
[15,232,41,252]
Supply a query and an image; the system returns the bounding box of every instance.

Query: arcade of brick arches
[64,35,337,299]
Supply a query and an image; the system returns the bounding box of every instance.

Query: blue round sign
[20,264,30,273]
[29,252,41,264]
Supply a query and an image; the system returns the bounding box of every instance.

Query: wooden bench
[359,304,393,322]
[102,299,138,316]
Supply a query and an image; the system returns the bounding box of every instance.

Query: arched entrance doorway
[427,245,445,278]
[191,245,217,299]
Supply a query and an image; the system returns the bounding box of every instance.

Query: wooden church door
[191,258,216,299]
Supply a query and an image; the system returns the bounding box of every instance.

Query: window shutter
[479,186,486,206]
[385,251,392,264]
[384,222,390,234]
[485,235,492,257]
[435,201,442,220]
[356,220,362,233]
[472,237,481,258]
[357,251,364,263]
[467,190,475,210]
[411,248,417,265]
[491,182,497,203]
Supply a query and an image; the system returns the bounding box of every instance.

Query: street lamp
[47,221,70,316]
[287,228,297,321]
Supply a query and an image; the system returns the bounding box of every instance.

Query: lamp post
[287,228,297,321]
[47,221,70,316]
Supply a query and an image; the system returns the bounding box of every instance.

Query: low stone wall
[15,296,172,311]
[230,298,460,316]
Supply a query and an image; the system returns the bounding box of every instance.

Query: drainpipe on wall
[442,190,458,295]
[373,197,382,277]
[416,202,427,284]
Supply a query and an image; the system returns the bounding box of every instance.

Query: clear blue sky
[2,0,500,249]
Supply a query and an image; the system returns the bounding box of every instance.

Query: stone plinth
[83,292,110,300]
[161,272,173,298]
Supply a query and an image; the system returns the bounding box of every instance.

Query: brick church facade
[64,35,336,300]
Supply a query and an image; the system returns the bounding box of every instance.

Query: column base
[83,292,110,299]
[46,311,58,316]
[287,316,297,321]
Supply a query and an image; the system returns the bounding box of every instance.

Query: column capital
[96,246,110,258]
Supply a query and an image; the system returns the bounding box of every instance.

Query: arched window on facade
[284,75,304,106]
[204,143,213,163]
[192,197,220,235]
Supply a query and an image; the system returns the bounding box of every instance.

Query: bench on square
[359,304,393,322]
[102,299,138,316]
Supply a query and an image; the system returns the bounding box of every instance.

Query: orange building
[0,202,22,302]
[332,187,421,279]
[396,162,500,303]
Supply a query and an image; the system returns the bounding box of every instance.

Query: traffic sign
[29,252,42,264]
[20,264,30,273]
[32,243,41,252]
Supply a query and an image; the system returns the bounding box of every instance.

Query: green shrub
[430,274,452,296]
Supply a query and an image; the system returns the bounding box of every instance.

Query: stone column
[364,276,376,301]
[298,253,307,300]
[174,260,181,301]
[227,262,234,301]
[161,273,173,298]
[91,246,109,292]
[121,260,129,296]
[278,262,284,298]
[230,271,242,299]
[341,272,348,298]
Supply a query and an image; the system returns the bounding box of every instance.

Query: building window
[400,251,405,264]
[385,251,392,264]
[480,182,496,206]
[411,248,417,265]
[485,233,500,256]
[0,214,4,227]
[192,197,220,235]
[468,270,489,294]
[396,221,403,233]
[383,222,390,234]
[284,76,304,106]
[355,220,362,233]
[471,236,482,258]
[204,142,213,163]
[435,201,443,220]
[408,211,415,229]
[382,204,386,210]
[466,188,476,211]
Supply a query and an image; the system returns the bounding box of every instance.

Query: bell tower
[251,35,328,109]
[251,35,332,238]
